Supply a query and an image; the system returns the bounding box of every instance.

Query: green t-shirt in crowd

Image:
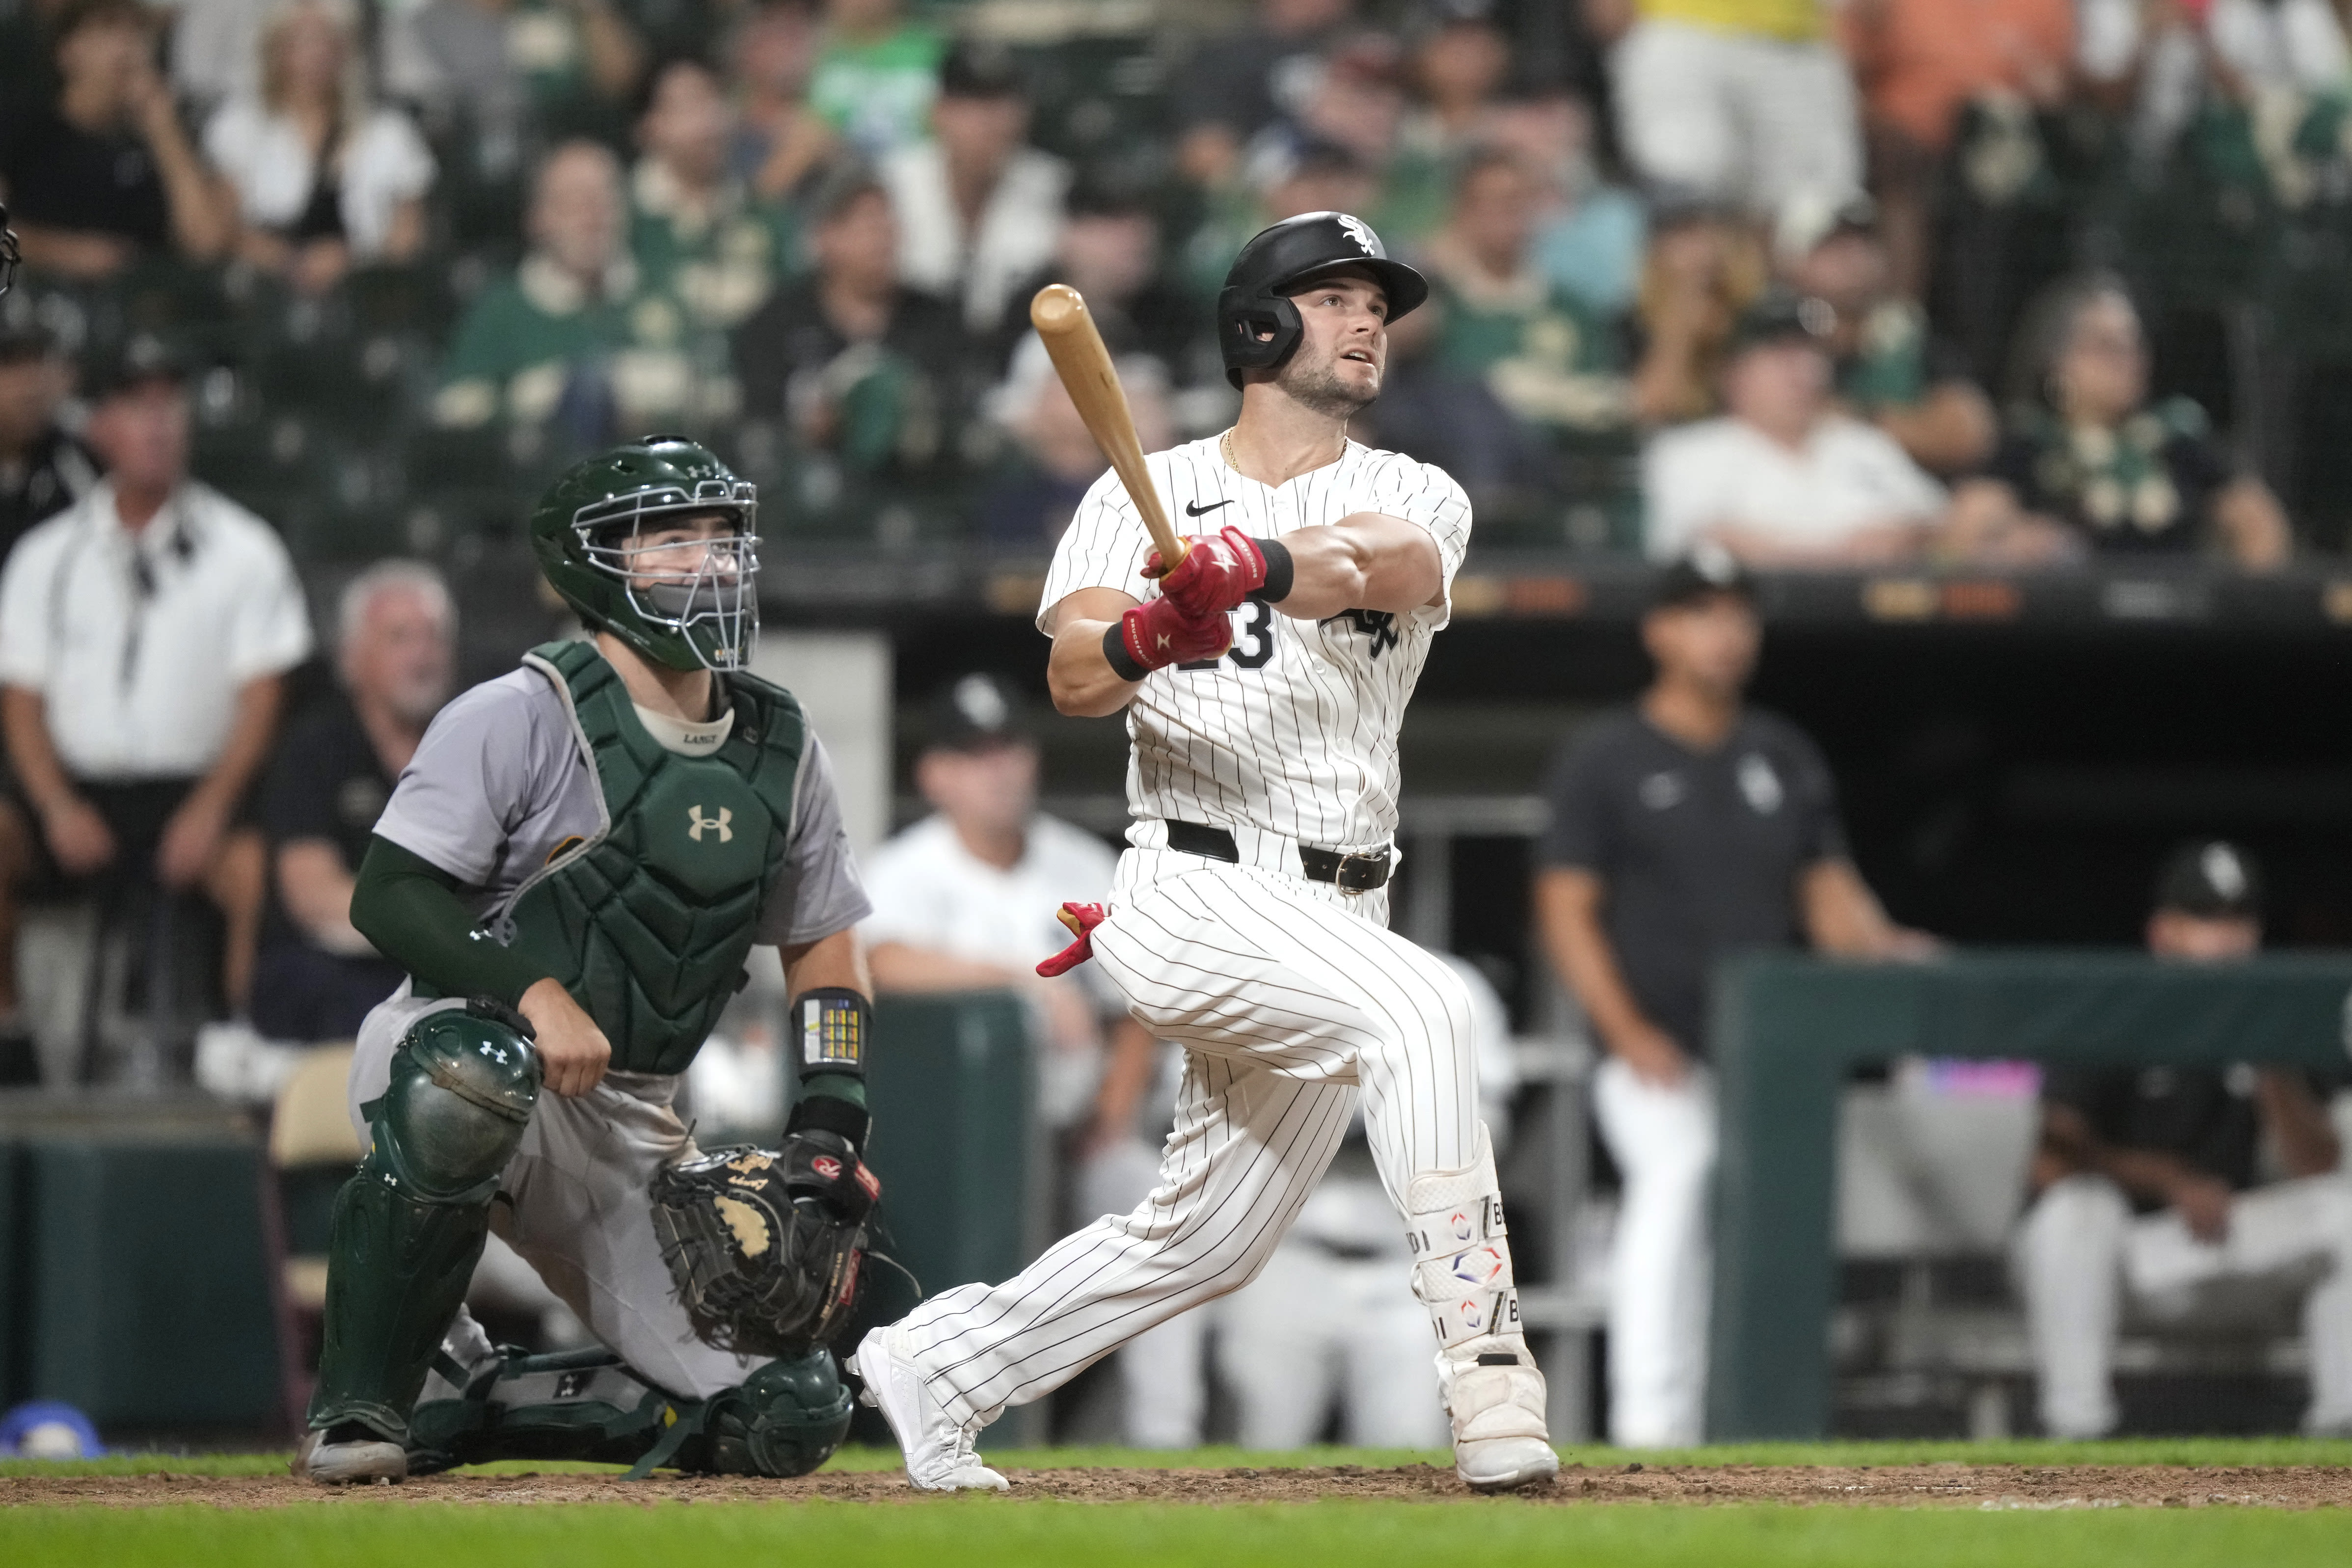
[1433,265,1631,432]
[434,254,730,430]
[628,159,797,332]
[806,24,945,156]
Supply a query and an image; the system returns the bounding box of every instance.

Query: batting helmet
[1216,211,1428,389]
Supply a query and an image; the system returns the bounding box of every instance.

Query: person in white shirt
[201,0,435,294]
[0,341,315,1043]
[878,40,1069,337]
[1645,290,1970,566]
[858,671,1175,1437]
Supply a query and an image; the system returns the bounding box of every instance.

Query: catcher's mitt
[649,1132,881,1358]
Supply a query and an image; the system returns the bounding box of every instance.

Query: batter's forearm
[1048,619,1143,717]
[350,834,553,1004]
[1268,513,1441,618]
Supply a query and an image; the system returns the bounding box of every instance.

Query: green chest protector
[498,640,807,1076]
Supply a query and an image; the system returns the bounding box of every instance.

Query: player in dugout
[2017,840,2352,1439]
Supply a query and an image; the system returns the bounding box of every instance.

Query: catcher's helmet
[0,201,19,298]
[530,436,759,673]
[1216,211,1428,389]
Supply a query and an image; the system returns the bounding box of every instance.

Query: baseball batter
[853,212,1559,1493]
[294,439,884,1485]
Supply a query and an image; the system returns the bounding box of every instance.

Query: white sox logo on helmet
[1338,215,1378,255]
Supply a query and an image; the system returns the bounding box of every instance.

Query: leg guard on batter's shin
[1405,1123,1555,1487]
[406,1345,851,1480]
[307,1005,540,1442]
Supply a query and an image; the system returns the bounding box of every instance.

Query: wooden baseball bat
[1029,283,1186,568]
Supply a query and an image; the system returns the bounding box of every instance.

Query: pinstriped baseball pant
[897,847,1481,1427]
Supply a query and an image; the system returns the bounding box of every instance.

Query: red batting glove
[1114,595,1232,675]
[1145,526,1268,620]
[1037,902,1108,976]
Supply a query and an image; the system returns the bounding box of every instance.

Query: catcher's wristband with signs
[793,987,869,1082]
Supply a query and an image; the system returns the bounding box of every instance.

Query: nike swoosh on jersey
[1184,499,1235,517]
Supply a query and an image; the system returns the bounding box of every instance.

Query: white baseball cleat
[1447,1357,1561,1493]
[849,1325,1010,1492]
[292,1425,408,1485]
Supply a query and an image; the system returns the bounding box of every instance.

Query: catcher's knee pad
[693,1350,855,1478]
[308,1003,540,1440]
[376,1001,542,1199]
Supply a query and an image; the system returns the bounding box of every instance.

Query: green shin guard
[407,1346,852,1480]
[307,1005,541,1440]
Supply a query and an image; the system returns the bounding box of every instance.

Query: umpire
[1532,548,1934,1446]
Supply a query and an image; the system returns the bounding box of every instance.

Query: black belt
[1162,820,1392,893]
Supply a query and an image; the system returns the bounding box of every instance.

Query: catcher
[296,437,883,1484]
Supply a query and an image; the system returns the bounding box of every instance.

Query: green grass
[10,1435,2352,1480]
[2,1498,2351,1568]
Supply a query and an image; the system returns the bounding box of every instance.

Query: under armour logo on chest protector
[688,805,734,842]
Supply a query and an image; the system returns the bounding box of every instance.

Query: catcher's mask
[530,437,759,673]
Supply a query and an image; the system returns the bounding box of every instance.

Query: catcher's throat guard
[650,1135,881,1357]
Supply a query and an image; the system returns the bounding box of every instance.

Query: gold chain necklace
[1220,425,1346,478]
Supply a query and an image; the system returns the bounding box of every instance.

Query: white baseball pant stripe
[896,848,1480,1426]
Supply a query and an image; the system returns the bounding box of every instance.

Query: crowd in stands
[6,0,2352,568]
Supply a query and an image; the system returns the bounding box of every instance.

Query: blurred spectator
[1587,0,1862,217]
[0,326,95,568]
[202,0,435,296]
[995,176,1196,378]
[881,39,1069,337]
[629,56,790,331]
[1172,0,1358,190]
[169,0,275,108]
[1970,276,2290,567]
[434,140,707,438]
[731,165,966,482]
[1385,1,1511,241]
[1645,291,2010,565]
[973,338,1172,547]
[1417,147,1632,435]
[0,0,235,280]
[2080,0,2348,169]
[0,343,312,1030]
[1533,550,1931,1445]
[1488,89,1646,318]
[389,0,646,152]
[1626,200,1766,425]
[802,0,944,161]
[1838,0,2073,301]
[860,673,1170,1442]
[250,561,453,1043]
[1182,137,1378,302]
[2017,841,2351,1439]
[1776,194,1995,474]
[727,0,829,200]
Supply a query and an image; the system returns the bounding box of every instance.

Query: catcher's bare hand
[518,976,611,1097]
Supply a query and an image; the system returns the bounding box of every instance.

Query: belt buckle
[1333,850,1385,895]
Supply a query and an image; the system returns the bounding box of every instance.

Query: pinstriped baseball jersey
[1037,435,1472,851]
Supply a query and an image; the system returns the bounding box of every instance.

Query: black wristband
[1251,538,1295,603]
[786,1090,871,1153]
[791,986,871,1081]
[1101,620,1150,682]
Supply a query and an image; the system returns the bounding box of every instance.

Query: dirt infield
[6,1461,2349,1510]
